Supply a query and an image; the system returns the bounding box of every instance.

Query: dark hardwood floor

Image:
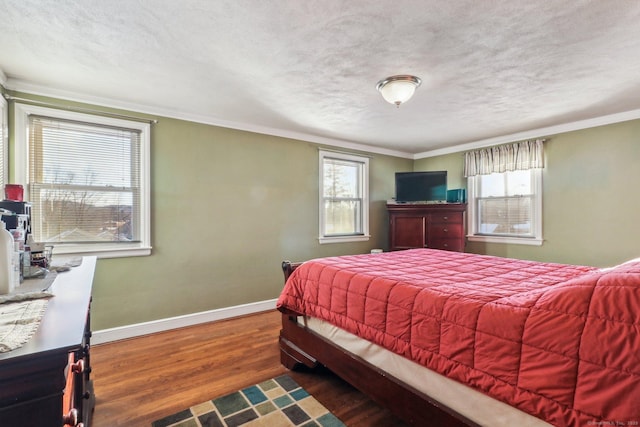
[91,310,406,426]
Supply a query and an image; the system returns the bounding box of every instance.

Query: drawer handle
[443,228,448,232]
[443,216,448,220]
[71,359,85,374]
[443,243,449,247]
[63,408,78,426]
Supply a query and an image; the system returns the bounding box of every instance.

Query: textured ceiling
[1,0,640,156]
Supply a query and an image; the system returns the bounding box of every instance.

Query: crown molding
[5,77,414,159]
[413,108,640,159]
[8,77,638,161]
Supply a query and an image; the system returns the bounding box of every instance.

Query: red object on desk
[4,184,23,201]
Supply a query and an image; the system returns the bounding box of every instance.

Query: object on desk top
[51,257,83,270]
[23,265,48,279]
[22,257,81,280]
[12,269,57,294]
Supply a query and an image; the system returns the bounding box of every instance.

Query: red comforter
[276,249,640,426]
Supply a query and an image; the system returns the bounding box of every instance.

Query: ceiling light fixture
[376,75,422,107]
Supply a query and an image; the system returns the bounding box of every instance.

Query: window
[465,140,544,246]
[319,150,369,243]
[0,95,6,188]
[467,169,542,244]
[14,103,151,258]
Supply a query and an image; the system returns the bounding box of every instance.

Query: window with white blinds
[14,103,151,257]
[465,140,544,246]
[467,168,543,245]
[475,170,535,237]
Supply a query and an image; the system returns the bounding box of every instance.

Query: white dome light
[376,75,422,107]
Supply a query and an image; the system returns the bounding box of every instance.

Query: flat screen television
[395,171,447,203]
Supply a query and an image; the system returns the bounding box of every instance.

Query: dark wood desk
[0,257,96,427]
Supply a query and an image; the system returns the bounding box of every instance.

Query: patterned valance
[463,139,545,177]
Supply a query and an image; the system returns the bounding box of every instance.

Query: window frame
[13,103,151,258]
[318,150,370,244]
[466,168,543,246]
[0,95,7,188]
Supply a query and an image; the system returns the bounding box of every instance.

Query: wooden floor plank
[90,310,405,426]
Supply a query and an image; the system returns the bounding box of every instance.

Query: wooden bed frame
[279,261,478,427]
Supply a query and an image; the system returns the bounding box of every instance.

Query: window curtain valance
[463,139,545,177]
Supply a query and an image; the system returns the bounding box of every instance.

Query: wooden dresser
[0,257,96,427]
[388,203,467,252]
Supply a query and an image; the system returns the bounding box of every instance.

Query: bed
[276,249,640,427]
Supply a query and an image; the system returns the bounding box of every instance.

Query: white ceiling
[2,0,640,157]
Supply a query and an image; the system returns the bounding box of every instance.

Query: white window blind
[28,115,142,246]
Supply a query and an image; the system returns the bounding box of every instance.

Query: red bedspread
[276,249,640,426]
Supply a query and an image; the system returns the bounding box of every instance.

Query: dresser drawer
[428,223,463,239]
[430,212,464,224]
[428,239,464,252]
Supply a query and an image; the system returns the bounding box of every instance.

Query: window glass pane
[323,199,362,235]
[478,173,504,197]
[505,170,531,196]
[323,158,361,198]
[32,186,135,243]
[479,170,531,197]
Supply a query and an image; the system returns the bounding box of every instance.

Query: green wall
[414,152,466,189]
[415,119,640,267]
[5,90,412,329]
[96,118,410,328]
[6,88,639,330]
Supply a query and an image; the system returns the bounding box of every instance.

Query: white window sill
[53,244,152,259]
[467,235,543,246]
[319,235,371,244]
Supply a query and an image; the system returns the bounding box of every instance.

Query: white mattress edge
[303,316,552,427]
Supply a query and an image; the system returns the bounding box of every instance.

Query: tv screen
[395,171,447,202]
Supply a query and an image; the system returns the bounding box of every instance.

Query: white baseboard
[92,299,278,345]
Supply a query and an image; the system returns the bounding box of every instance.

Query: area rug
[151,375,345,427]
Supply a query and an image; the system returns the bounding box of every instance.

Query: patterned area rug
[151,375,345,427]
